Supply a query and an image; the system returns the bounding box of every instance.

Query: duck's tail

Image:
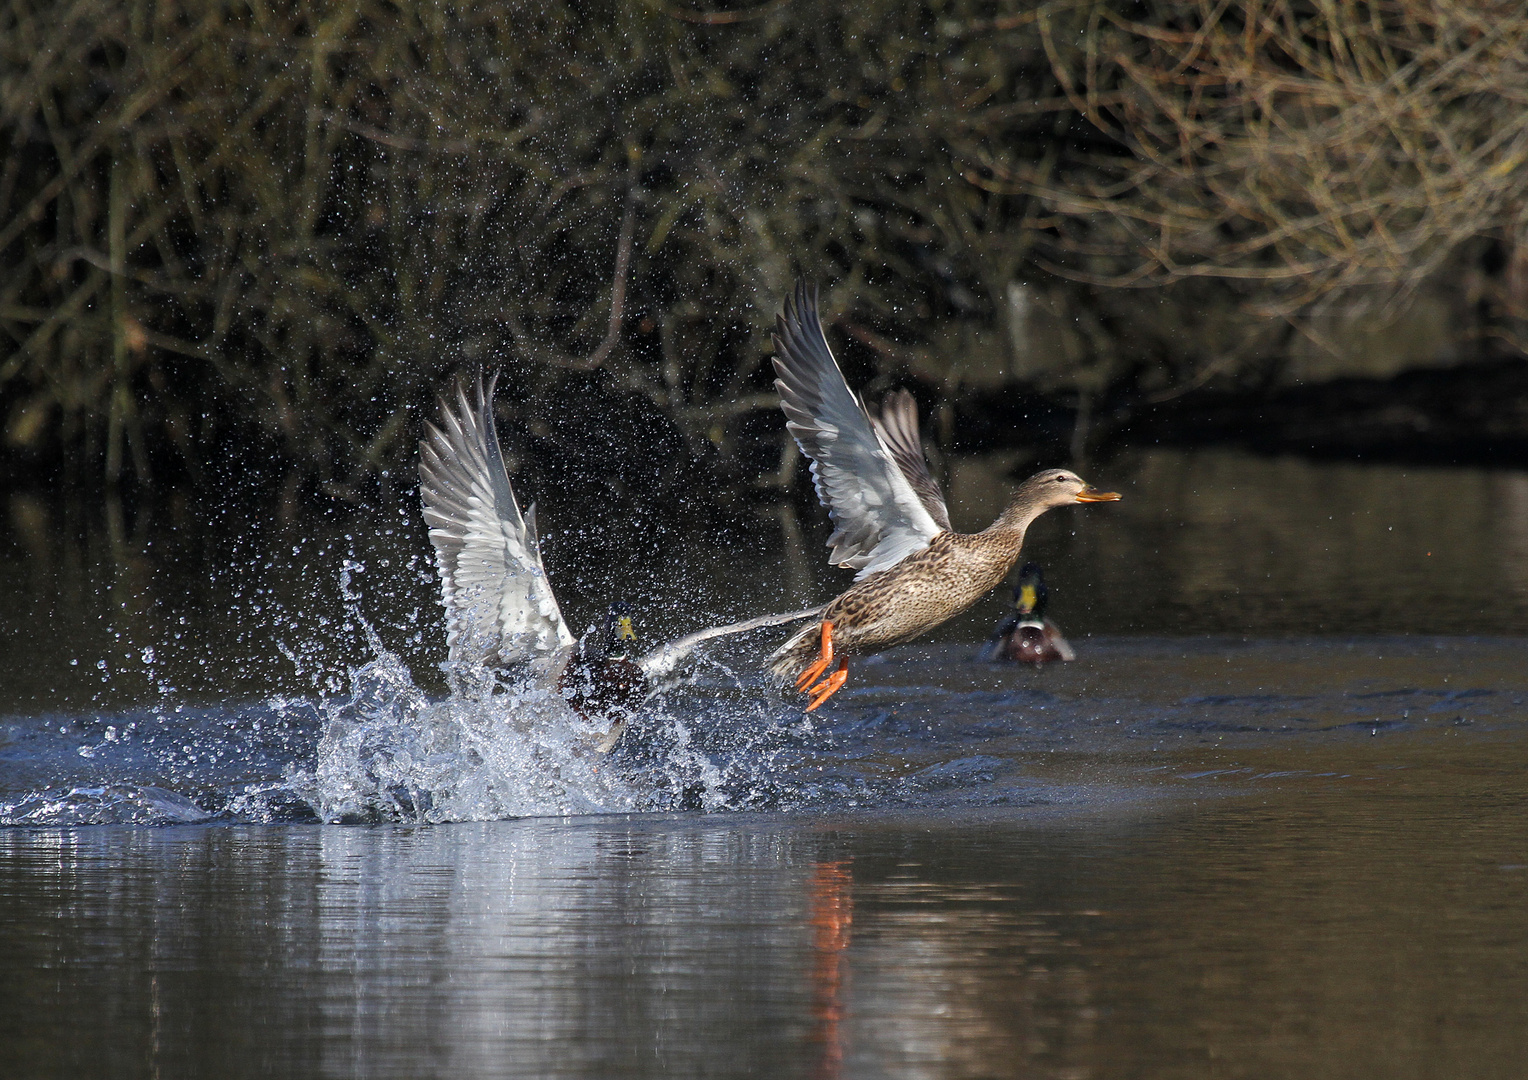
[768,618,825,685]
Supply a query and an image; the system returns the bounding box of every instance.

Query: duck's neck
[971,495,1048,574]
[986,492,1048,542]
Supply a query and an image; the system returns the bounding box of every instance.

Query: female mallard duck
[977,563,1076,665]
[420,375,819,746]
[767,283,1118,710]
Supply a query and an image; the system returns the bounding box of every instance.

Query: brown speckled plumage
[769,478,1091,680]
[767,282,1119,706]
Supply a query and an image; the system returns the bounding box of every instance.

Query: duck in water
[767,283,1119,710]
[420,374,820,748]
[558,602,647,751]
[977,563,1076,665]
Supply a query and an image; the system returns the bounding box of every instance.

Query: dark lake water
[3,447,1528,1077]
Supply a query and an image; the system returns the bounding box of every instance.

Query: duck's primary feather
[772,282,944,579]
[638,606,825,680]
[419,374,574,669]
[871,388,952,531]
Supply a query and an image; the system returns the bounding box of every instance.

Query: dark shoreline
[954,358,1528,470]
[1121,359,1528,468]
[5,359,1527,500]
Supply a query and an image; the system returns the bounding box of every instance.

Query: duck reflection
[298,824,1101,1079]
[808,860,853,1079]
[1,824,1098,1079]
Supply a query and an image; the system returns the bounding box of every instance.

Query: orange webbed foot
[804,658,849,712]
[794,620,836,691]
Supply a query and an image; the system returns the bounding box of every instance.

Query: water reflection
[960,448,1528,638]
[299,824,825,1077]
[5,765,1527,1080]
[808,860,852,1079]
[1501,472,1528,598]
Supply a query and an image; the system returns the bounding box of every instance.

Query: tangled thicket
[3,0,1526,491]
[1022,0,1528,310]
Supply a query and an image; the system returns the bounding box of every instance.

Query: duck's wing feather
[870,388,951,531]
[419,374,575,668]
[772,282,944,579]
[638,606,825,681]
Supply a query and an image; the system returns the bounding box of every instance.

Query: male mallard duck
[767,283,1119,710]
[420,375,820,746]
[559,601,645,721]
[418,375,640,741]
[976,563,1076,665]
[557,601,648,751]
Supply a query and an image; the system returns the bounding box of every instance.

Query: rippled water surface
[3,448,1528,1077]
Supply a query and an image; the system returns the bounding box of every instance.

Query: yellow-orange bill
[1074,486,1121,503]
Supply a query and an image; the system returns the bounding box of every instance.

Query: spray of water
[289,645,642,823]
[283,620,837,824]
[0,505,836,826]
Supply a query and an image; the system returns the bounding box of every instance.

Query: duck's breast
[835,533,1022,651]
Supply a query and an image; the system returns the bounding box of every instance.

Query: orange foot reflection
[809,859,853,1080]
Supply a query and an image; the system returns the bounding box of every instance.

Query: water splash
[285,632,840,823]
[288,643,647,823]
[0,546,830,827]
[1,783,216,827]
[13,634,1523,827]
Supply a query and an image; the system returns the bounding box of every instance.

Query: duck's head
[1024,469,1121,509]
[603,601,638,660]
[1012,562,1048,619]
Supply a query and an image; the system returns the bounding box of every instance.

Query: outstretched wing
[419,374,575,668]
[637,606,825,681]
[772,282,945,579]
[871,388,951,531]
